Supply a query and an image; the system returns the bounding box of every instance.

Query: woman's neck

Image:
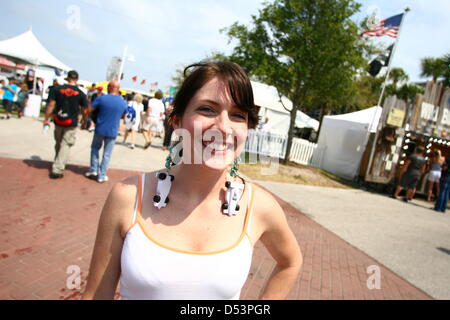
[170,163,230,202]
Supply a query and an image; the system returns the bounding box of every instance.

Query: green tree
[395,83,424,102]
[348,74,383,109]
[171,64,187,91]
[442,53,450,87]
[223,0,366,163]
[170,51,229,90]
[388,67,409,89]
[420,57,446,83]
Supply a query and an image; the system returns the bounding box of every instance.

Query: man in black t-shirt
[44,70,88,179]
[392,146,427,201]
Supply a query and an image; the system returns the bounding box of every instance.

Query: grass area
[239,152,358,189]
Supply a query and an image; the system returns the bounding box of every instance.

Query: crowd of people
[2,69,449,213]
[392,145,450,213]
[37,69,173,182]
[0,76,35,119]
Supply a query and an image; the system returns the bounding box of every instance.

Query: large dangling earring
[165,139,183,169]
[222,156,244,216]
[154,140,182,210]
[230,157,241,178]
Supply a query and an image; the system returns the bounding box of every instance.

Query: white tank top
[119,174,255,300]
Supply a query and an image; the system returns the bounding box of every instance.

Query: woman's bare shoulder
[103,171,164,237]
[110,170,161,200]
[102,174,150,227]
[109,175,139,202]
[249,183,284,217]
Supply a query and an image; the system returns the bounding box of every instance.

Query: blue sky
[0,0,448,92]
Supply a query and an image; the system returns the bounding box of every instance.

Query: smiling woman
[82,61,302,300]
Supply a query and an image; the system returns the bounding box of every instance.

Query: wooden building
[361,81,450,193]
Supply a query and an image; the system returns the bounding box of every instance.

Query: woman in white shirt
[142,91,165,149]
[83,61,302,300]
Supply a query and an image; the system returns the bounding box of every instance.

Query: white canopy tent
[251,81,319,135]
[0,28,71,71]
[0,28,73,117]
[317,106,382,180]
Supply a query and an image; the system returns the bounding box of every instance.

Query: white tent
[251,81,319,135]
[317,106,382,180]
[0,28,71,71]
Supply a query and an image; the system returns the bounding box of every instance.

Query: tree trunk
[316,104,327,141]
[282,105,298,165]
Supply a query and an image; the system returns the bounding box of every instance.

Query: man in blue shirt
[85,80,127,183]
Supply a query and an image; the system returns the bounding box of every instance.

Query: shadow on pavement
[23,157,88,177]
[437,247,450,256]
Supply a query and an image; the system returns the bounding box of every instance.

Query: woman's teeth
[203,141,230,151]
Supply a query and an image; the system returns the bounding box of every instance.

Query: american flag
[150,82,158,90]
[361,13,403,38]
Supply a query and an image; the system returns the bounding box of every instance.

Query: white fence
[244,129,324,168]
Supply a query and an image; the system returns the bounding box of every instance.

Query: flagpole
[364,7,410,182]
[376,8,410,108]
[118,44,128,84]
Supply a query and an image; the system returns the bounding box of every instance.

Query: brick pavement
[0,157,432,300]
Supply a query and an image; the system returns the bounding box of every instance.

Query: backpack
[124,104,136,128]
[52,86,81,126]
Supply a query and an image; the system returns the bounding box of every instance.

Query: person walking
[162,103,174,151]
[16,83,29,118]
[85,80,127,183]
[434,157,450,213]
[142,91,165,148]
[122,94,144,149]
[392,145,427,202]
[85,86,104,131]
[44,70,88,179]
[426,150,445,202]
[2,78,18,119]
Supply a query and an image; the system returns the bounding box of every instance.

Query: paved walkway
[258,182,450,300]
[0,117,434,299]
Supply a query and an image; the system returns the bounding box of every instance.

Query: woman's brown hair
[170,61,258,129]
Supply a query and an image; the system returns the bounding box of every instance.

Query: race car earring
[153,143,181,209]
[222,158,245,216]
[153,172,174,209]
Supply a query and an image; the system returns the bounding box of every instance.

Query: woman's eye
[232,113,247,120]
[197,106,215,113]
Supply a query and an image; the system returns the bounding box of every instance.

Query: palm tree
[389,67,409,89]
[420,57,446,83]
[442,53,450,87]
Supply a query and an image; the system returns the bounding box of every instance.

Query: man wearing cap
[44,70,88,179]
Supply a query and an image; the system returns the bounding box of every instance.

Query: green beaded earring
[230,157,241,178]
[165,140,183,169]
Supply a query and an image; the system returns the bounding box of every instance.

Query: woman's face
[173,77,249,171]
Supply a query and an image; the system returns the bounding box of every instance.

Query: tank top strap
[131,173,146,225]
[244,183,255,235]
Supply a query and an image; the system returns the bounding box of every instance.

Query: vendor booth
[361,81,450,196]
[0,28,72,117]
[317,106,382,180]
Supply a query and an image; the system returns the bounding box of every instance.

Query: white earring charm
[153,172,174,209]
[222,180,245,216]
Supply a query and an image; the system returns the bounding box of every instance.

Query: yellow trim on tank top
[135,184,255,255]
